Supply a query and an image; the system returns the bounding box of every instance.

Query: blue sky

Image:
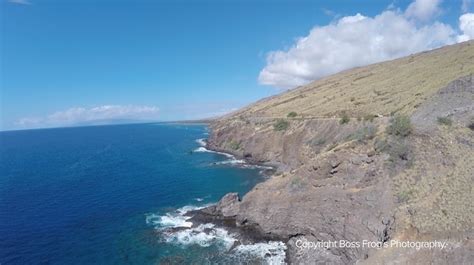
[1,0,473,130]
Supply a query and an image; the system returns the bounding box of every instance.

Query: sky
[1,0,473,130]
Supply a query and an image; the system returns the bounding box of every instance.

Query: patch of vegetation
[350,97,356,102]
[387,115,412,137]
[273,119,289,131]
[468,117,474,131]
[310,138,326,146]
[387,140,411,162]
[287,111,298,118]
[437,116,452,126]
[289,177,305,192]
[374,137,389,153]
[375,137,413,168]
[349,125,377,143]
[397,189,414,203]
[229,140,241,150]
[339,112,350,125]
[363,114,376,122]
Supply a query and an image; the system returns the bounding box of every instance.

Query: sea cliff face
[205,41,474,264]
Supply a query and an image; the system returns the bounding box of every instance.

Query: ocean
[0,123,286,264]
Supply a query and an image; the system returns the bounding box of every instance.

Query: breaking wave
[145,205,206,229]
[233,241,287,264]
[195,138,207,147]
[193,146,235,159]
[147,204,287,264]
[194,139,274,171]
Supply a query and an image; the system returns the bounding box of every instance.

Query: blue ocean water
[0,123,279,264]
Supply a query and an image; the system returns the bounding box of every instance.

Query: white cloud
[8,0,31,5]
[15,105,160,128]
[258,0,474,89]
[259,9,457,88]
[405,0,442,21]
[457,13,474,42]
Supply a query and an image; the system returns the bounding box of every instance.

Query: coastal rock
[215,192,240,217]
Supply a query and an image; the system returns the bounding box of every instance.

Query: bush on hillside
[387,115,412,137]
[349,125,377,143]
[363,114,376,122]
[468,117,474,131]
[287,112,298,118]
[274,119,289,131]
[229,140,240,150]
[339,112,350,125]
[437,116,452,126]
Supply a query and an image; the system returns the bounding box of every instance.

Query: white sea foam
[193,139,274,171]
[195,138,207,147]
[213,159,246,165]
[193,146,235,159]
[147,205,287,263]
[146,205,208,229]
[233,241,287,264]
[176,204,207,215]
[163,223,236,249]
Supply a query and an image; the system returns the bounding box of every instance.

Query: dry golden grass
[228,41,474,119]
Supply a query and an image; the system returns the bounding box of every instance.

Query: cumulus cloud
[405,0,442,21]
[259,10,456,88]
[258,0,474,89]
[15,105,160,128]
[458,13,474,42]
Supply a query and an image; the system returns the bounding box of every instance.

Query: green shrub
[388,140,411,162]
[287,111,298,118]
[437,116,452,126]
[229,140,240,150]
[397,189,414,203]
[274,119,289,131]
[349,125,377,143]
[339,113,350,124]
[468,118,474,130]
[387,115,412,137]
[310,138,326,146]
[375,137,413,169]
[374,137,389,153]
[363,114,376,122]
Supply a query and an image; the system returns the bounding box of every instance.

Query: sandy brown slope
[226,40,474,120]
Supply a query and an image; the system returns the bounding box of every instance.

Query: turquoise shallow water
[0,123,282,264]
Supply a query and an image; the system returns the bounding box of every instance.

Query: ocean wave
[233,241,287,264]
[193,146,235,159]
[195,138,207,147]
[213,159,246,165]
[193,139,274,171]
[147,204,287,264]
[213,159,274,171]
[162,223,236,249]
[146,205,208,229]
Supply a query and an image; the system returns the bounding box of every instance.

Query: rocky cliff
[206,41,474,264]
